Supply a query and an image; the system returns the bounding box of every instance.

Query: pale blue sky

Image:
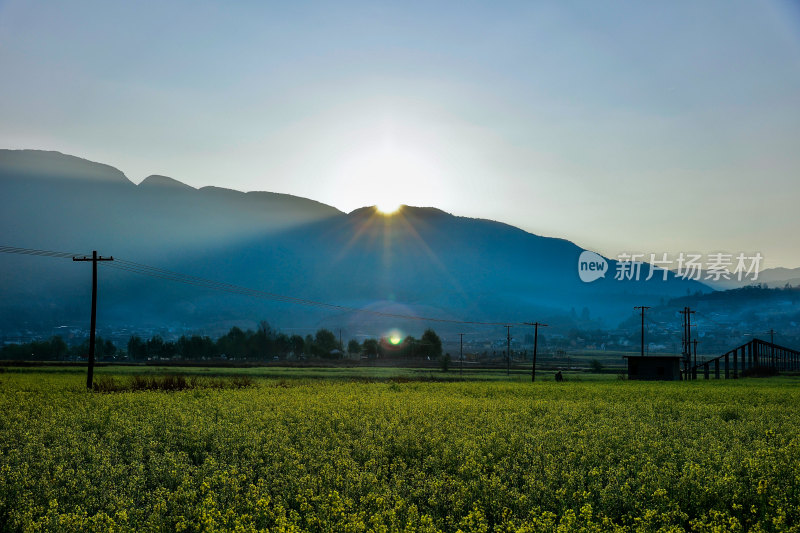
[2,1,800,266]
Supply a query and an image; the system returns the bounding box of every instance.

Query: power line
[0,245,535,327]
[0,246,85,259]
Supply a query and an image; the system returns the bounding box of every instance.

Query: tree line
[0,322,443,362]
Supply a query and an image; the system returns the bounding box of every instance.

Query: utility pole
[693,338,698,371]
[679,307,695,380]
[523,322,548,382]
[634,306,650,356]
[73,251,113,389]
[459,333,464,376]
[505,325,512,376]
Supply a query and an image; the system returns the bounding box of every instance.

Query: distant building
[623,355,683,381]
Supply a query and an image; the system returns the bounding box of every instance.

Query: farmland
[1,368,799,532]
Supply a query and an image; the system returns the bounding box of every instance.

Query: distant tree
[590,359,604,373]
[50,336,68,360]
[103,340,117,356]
[146,336,165,358]
[440,352,451,372]
[258,320,273,338]
[314,329,339,357]
[400,336,417,358]
[420,329,442,359]
[70,340,89,359]
[362,338,379,358]
[290,335,305,357]
[162,341,177,358]
[274,333,291,359]
[217,327,247,359]
[127,336,147,360]
[0,336,69,361]
[177,335,216,359]
[347,339,361,355]
[92,337,116,359]
[254,321,274,359]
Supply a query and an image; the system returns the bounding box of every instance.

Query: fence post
[715,359,720,379]
[725,354,730,379]
[704,363,709,379]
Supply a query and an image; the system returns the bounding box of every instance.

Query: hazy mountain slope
[0,149,710,338]
[133,205,710,335]
[0,149,342,256]
[695,266,800,290]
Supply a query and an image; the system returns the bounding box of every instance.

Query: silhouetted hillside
[0,149,710,339]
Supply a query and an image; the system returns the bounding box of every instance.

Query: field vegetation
[1,368,799,531]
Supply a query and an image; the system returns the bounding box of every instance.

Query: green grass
[2,364,621,382]
[1,368,799,531]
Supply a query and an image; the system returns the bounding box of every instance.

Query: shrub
[93,374,254,393]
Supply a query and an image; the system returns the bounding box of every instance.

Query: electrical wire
[0,246,85,259]
[0,245,528,326]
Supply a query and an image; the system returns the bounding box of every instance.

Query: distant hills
[0,149,711,339]
[701,267,800,290]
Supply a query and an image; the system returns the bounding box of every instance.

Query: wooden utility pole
[459,333,464,376]
[504,326,512,376]
[634,306,650,356]
[524,322,548,382]
[679,307,695,380]
[73,251,113,389]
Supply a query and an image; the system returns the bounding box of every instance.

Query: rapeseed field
[1,370,798,532]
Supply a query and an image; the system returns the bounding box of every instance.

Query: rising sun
[376,202,402,214]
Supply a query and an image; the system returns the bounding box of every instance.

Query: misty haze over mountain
[1,149,718,339]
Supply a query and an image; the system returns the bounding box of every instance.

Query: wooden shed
[623,355,683,381]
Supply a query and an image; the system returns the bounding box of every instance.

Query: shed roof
[622,355,684,360]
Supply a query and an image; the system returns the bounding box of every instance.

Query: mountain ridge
[0,149,711,337]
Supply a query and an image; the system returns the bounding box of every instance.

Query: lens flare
[387,328,404,345]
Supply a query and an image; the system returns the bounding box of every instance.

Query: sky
[1,0,800,268]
